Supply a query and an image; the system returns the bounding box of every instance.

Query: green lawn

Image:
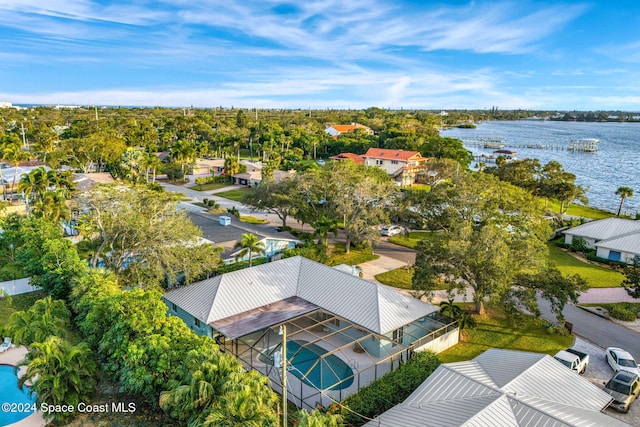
[547,243,624,288]
[388,231,437,249]
[193,182,231,191]
[327,243,379,266]
[239,215,268,224]
[438,312,574,363]
[214,188,251,202]
[540,200,615,219]
[376,267,414,289]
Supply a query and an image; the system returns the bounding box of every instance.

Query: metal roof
[365,348,631,427]
[595,231,640,255]
[163,256,437,336]
[564,218,640,241]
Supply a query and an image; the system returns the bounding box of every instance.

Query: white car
[380,225,403,236]
[606,347,640,376]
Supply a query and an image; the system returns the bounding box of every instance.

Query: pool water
[0,365,36,426]
[286,340,354,390]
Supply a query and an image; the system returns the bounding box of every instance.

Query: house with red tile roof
[362,148,427,186]
[325,123,373,138]
[328,153,365,164]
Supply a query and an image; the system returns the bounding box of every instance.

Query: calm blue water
[0,365,36,426]
[442,121,640,214]
[287,340,354,390]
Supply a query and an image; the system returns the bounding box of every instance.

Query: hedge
[341,351,440,426]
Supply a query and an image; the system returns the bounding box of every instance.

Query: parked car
[380,225,403,236]
[603,371,640,413]
[606,347,640,376]
[554,348,589,374]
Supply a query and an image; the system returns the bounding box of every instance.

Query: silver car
[380,225,403,236]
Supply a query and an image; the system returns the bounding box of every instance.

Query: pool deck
[0,345,46,427]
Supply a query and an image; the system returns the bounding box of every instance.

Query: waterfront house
[362,148,427,186]
[564,218,640,263]
[366,348,631,427]
[162,256,458,409]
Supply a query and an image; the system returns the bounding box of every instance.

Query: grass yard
[193,182,231,191]
[239,215,268,224]
[375,266,414,289]
[388,231,437,249]
[438,311,574,363]
[327,243,379,266]
[547,243,624,288]
[214,188,251,202]
[540,200,615,219]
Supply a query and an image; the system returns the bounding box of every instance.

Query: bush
[227,206,240,217]
[341,352,440,426]
[609,305,637,321]
[570,237,589,253]
[585,253,627,267]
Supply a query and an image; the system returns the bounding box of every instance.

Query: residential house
[328,153,365,164]
[163,256,458,409]
[563,218,640,263]
[362,148,427,186]
[324,123,374,138]
[232,169,295,187]
[366,348,631,427]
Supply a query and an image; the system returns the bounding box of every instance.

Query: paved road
[538,298,640,361]
[373,237,417,264]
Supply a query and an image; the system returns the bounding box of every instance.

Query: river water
[441,120,640,215]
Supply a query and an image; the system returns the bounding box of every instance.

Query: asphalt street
[538,298,640,361]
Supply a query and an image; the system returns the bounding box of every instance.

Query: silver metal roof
[596,231,640,255]
[365,348,631,427]
[564,218,640,241]
[163,256,437,336]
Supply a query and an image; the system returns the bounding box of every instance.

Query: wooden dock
[464,137,599,152]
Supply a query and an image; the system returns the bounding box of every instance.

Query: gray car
[604,371,640,413]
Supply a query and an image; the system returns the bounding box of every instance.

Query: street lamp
[278,325,287,427]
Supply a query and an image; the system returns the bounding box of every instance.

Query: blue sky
[1,0,639,110]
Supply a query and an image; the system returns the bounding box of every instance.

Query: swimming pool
[0,364,36,426]
[286,340,354,391]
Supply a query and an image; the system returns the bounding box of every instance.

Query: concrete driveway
[572,338,640,425]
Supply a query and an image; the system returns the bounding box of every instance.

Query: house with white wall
[362,148,427,186]
[563,218,640,263]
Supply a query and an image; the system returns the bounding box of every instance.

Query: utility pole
[20,122,27,150]
[279,325,287,427]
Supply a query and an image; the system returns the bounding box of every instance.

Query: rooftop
[163,256,437,338]
[366,348,630,427]
[564,218,640,241]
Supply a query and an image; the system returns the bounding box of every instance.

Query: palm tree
[32,190,70,221]
[312,216,339,247]
[17,167,47,213]
[7,296,71,345]
[203,371,278,427]
[160,348,246,425]
[234,233,265,267]
[17,336,97,424]
[615,186,634,217]
[439,298,461,318]
[3,143,29,196]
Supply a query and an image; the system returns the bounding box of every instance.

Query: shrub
[609,305,637,321]
[570,237,589,253]
[227,206,240,217]
[341,352,440,426]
